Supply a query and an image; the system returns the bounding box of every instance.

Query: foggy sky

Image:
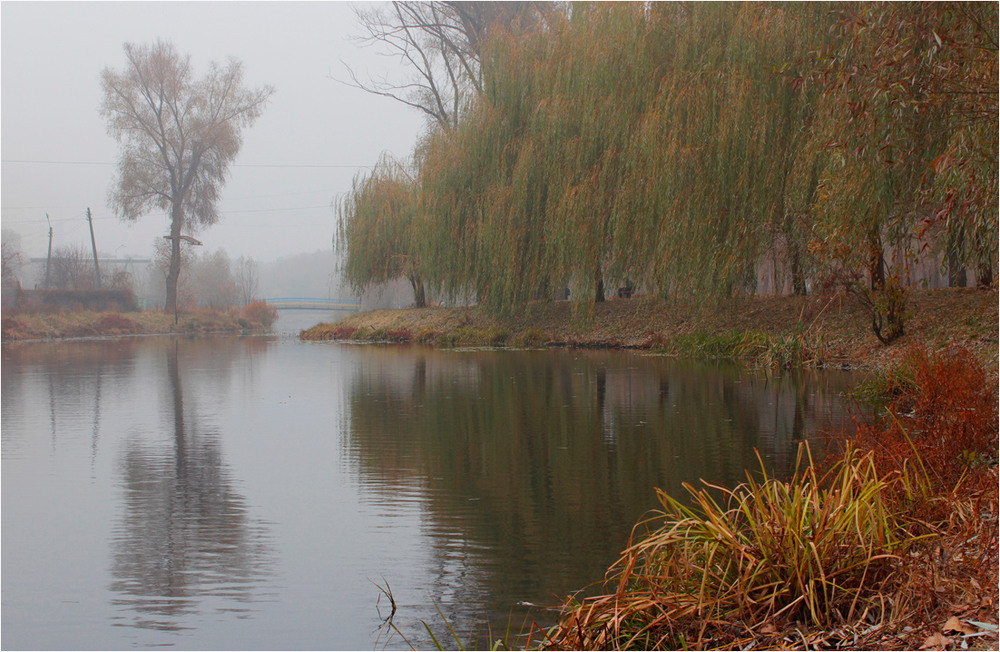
[1,1,427,262]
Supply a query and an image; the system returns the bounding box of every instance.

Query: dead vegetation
[1,303,278,342]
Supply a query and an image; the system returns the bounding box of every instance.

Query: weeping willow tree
[417,2,834,312]
[617,3,836,300]
[416,18,556,315]
[337,154,427,307]
[416,4,653,315]
[805,2,997,341]
[345,1,994,336]
[534,4,665,307]
[913,3,997,287]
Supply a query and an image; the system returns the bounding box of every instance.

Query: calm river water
[2,311,858,650]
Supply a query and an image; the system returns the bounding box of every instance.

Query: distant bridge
[264,297,362,311]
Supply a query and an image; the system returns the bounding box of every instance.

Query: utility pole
[87,208,101,289]
[44,214,53,289]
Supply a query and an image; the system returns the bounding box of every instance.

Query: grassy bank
[302,288,997,370]
[1,301,278,342]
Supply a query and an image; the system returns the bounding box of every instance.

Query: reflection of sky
[1,339,858,650]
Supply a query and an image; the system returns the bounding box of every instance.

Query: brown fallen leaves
[919,615,997,650]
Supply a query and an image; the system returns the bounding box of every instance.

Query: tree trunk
[977,264,993,289]
[948,249,968,288]
[947,225,968,287]
[594,269,605,303]
[409,274,427,308]
[868,230,885,290]
[165,205,183,319]
[789,244,807,296]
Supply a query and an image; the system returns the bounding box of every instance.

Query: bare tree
[190,249,238,309]
[234,256,259,306]
[1,229,23,293]
[344,2,553,130]
[48,246,95,290]
[101,40,273,315]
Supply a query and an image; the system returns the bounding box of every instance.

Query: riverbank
[302,288,997,370]
[1,302,277,342]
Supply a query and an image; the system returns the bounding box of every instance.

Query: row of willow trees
[338,2,997,330]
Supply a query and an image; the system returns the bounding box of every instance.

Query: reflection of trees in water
[109,340,273,633]
[2,340,144,468]
[343,348,856,638]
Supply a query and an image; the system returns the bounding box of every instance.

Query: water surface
[2,324,857,649]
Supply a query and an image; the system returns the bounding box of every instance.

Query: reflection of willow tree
[110,340,272,632]
[343,348,854,627]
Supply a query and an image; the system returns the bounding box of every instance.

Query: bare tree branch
[339,2,556,130]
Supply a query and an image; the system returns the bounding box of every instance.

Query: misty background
[2,2,427,302]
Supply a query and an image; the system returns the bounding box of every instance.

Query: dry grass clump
[546,446,914,650]
[544,346,998,650]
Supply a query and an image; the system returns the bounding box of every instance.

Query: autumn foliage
[851,346,998,497]
[241,301,278,328]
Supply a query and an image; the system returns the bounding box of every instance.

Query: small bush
[851,278,909,345]
[435,331,459,347]
[1,317,27,340]
[242,301,277,328]
[848,365,918,407]
[852,345,998,493]
[482,327,510,347]
[415,329,441,345]
[642,331,670,350]
[362,328,413,343]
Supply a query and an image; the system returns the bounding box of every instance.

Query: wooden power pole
[44,214,53,289]
[87,208,101,289]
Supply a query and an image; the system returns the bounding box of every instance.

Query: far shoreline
[300,287,998,371]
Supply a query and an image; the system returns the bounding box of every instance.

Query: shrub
[851,345,998,494]
[851,278,909,345]
[1,317,27,340]
[415,329,441,345]
[242,300,277,328]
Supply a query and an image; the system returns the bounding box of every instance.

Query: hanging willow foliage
[342,1,995,320]
[337,154,426,306]
[809,2,998,288]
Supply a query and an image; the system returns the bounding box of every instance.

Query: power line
[2,158,373,169]
[2,204,334,226]
[2,186,336,212]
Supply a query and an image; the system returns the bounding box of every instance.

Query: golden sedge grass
[547,443,922,650]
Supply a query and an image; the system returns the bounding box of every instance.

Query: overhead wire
[1,158,373,169]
